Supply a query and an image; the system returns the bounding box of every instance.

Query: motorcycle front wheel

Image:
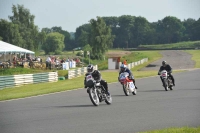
[123,84,130,96]
[89,88,99,106]
[163,79,169,91]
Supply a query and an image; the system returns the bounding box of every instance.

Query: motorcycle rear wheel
[89,88,99,106]
[132,88,137,95]
[105,94,112,105]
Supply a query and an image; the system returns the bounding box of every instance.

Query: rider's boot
[106,88,110,96]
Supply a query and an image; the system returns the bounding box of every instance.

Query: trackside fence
[0,72,58,90]
[68,65,98,79]
[126,58,148,69]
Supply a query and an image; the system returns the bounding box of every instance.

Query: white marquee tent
[0,40,35,61]
[0,40,35,54]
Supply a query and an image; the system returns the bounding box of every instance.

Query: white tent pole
[5,52,6,61]
[4,52,5,61]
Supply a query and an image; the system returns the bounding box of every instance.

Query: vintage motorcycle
[159,70,173,91]
[119,72,137,96]
[85,74,112,106]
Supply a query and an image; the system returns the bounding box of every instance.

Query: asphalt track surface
[140,50,195,71]
[0,51,200,133]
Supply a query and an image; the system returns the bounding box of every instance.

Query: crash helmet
[87,64,94,73]
[120,64,127,72]
[162,61,167,66]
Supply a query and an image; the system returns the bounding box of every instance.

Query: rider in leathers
[118,64,138,89]
[158,61,175,86]
[84,64,110,95]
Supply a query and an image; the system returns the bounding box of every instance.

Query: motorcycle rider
[118,64,138,89]
[84,64,110,95]
[158,61,175,86]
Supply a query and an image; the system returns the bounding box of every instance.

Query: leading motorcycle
[159,70,173,91]
[119,72,137,96]
[85,74,112,106]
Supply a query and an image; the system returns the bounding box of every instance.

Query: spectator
[123,60,127,65]
[37,56,41,62]
[46,56,51,70]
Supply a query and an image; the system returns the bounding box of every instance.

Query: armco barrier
[0,72,58,90]
[120,58,148,70]
[68,65,98,79]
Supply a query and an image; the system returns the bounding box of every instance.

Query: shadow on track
[53,104,94,108]
[140,90,166,92]
[112,94,126,97]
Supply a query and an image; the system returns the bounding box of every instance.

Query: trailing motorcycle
[85,74,112,106]
[159,70,173,91]
[119,72,137,96]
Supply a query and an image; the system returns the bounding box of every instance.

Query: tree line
[0,4,200,60]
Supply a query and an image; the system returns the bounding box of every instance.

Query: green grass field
[185,50,200,68]
[138,41,200,49]
[139,126,200,133]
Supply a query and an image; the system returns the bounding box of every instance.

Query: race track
[140,50,195,71]
[0,50,200,133]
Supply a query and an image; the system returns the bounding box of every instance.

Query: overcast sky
[0,0,200,32]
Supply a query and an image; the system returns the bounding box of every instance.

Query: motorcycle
[159,70,173,91]
[85,74,112,106]
[119,72,137,96]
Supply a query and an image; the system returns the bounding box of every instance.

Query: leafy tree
[117,15,135,48]
[182,18,196,41]
[0,19,23,46]
[41,26,71,51]
[42,32,65,54]
[190,18,200,41]
[102,17,120,48]
[9,4,39,51]
[42,28,52,34]
[89,17,115,60]
[160,16,185,43]
[131,16,151,47]
[75,24,91,48]
[77,29,90,47]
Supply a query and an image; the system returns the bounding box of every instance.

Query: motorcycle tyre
[169,86,173,90]
[123,84,130,96]
[132,88,137,95]
[89,88,99,106]
[163,79,169,91]
[105,94,112,105]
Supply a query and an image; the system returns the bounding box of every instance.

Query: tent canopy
[0,40,35,54]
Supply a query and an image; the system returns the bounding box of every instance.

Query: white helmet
[120,64,127,72]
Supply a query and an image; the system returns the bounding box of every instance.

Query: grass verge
[139,126,200,133]
[138,41,200,49]
[185,50,200,68]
